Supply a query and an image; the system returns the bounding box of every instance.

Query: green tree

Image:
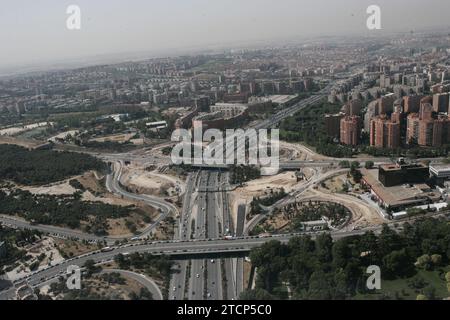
[84,259,101,276]
[250,241,288,292]
[382,249,414,279]
[332,238,352,269]
[365,161,375,169]
[414,254,432,270]
[315,233,333,264]
[430,254,442,266]
[307,271,332,300]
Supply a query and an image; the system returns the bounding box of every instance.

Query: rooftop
[361,168,439,208]
[267,95,297,105]
[380,163,428,172]
[430,164,450,170]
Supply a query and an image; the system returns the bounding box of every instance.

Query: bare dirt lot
[322,174,348,193]
[279,141,331,161]
[120,164,184,197]
[0,136,47,149]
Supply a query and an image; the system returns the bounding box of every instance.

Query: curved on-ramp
[100,269,163,300]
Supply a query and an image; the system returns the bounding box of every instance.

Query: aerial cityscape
[1,0,450,306]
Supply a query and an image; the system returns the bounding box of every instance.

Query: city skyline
[1,0,450,73]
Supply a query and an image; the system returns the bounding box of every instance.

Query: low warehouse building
[361,168,440,212]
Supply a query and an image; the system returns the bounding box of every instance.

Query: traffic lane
[188,171,208,300]
[205,173,222,300]
[206,258,221,300]
[235,258,244,298]
[224,258,236,300]
[170,260,187,300]
[189,259,205,300]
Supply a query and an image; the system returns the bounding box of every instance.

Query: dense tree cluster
[230,165,261,185]
[114,252,173,281]
[0,189,132,235]
[245,218,450,300]
[0,145,106,185]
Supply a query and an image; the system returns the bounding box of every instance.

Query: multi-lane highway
[169,172,197,300]
[205,172,223,300]
[219,172,239,300]
[173,171,237,300]
[170,171,228,300]
[188,172,208,300]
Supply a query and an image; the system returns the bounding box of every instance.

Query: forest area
[0,144,106,186]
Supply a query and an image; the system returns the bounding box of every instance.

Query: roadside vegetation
[242,218,450,300]
[230,165,261,185]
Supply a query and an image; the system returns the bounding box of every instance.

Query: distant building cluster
[325,63,450,150]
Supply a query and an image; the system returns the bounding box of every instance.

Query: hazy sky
[1,0,450,70]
